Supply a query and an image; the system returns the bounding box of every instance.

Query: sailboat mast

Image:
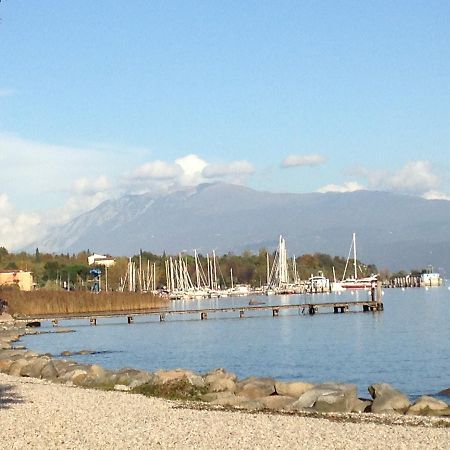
[353,232,357,280]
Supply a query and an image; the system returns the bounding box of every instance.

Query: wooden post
[201,312,208,320]
[159,314,165,322]
[272,308,279,317]
[239,310,244,319]
[89,317,97,326]
[127,316,133,324]
[309,305,316,315]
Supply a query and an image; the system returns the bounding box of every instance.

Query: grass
[132,380,208,401]
[1,289,167,317]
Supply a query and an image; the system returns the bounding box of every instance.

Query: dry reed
[1,289,168,317]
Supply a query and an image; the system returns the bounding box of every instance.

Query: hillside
[35,183,450,275]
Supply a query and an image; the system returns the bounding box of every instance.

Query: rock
[60,351,73,356]
[439,388,450,397]
[235,377,276,400]
[234,399,264,411]
[40,360,59,380]
[113,368,155,388]
[368,383,411,414]
[292,383,359,413]
[407,396,449,416]
[275,380,314,398]
[8,358,33,376]
[351,398,372,413]
[259,395,296,411]
[204,368,237,392]
[20,356,52,378]
[155,369,205,388]
[114,384,131,392]
[0,358,14,373]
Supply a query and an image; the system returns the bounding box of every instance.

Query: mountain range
[35,183,450,276]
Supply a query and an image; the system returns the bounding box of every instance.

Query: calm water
[21,286,450,398]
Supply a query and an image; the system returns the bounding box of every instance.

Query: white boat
[308,271,330,291]
[420,266,443,287]
[340,233,378,290]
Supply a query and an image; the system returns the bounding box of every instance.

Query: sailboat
[340,233,378,290]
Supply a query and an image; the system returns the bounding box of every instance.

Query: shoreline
[1,314,450,448]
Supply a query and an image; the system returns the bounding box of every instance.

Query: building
[87,253,116,268]
[0,270,34,291]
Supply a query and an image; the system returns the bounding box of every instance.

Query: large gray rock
[259,395,296,411]
[368,383,411,414]
[40,360,59,380]
[20,356,52,378]
[113,368,155,389]
[204,368,237,393]
[439,388,450,397]
[235,377,276,400]
[407,396,449,416]
[275,380,314,398]
[292,383,359,413]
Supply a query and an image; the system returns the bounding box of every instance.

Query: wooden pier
[20,299,383,327]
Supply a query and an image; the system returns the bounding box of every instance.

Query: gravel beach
[1,373,449,449]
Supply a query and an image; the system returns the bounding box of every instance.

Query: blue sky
[0,1,449,249]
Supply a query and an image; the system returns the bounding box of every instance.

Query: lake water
[21,286,450,398]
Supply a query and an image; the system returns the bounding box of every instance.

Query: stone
[20,356,52,378]
[8,358,33,376]
[235,377,276,400]
[114,384,131,391]
[351,398,372,413]
[155,369,205,388]
[259,395,296,411]
[60,351,73,356]
[407,396,449,416]
[0,358,14,373]
[114,368,155,388]
[439,388,450,397]
[40,360,59,380]
[204,368,237,393]
[292,383,359,413]
[368,383,411,414]
[275,380,314,398]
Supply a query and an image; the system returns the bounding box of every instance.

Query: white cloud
[317,182,365,193]
[282,154,327,168]
[175,154,208,186]
[422,190,450,201]
[378,161,440,193]
[0,193,42,250]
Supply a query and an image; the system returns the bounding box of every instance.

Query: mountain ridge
[34,183,450,275]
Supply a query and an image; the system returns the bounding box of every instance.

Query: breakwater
[1,318,449,420]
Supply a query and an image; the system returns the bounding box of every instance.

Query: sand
[1,373,449,450]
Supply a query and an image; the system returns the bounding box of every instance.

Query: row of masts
[119,256,157,293]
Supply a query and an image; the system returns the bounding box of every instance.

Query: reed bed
[1,289,168,317]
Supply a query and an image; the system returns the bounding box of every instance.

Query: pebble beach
[1,372,449,450]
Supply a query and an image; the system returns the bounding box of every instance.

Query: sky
[1,1,449,250]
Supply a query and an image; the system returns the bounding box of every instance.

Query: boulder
[368,383,411,414]
[351,398,372,413]
[20,356,52,378]
[113,368,155,388]
[0,358,14,373]
[407,396,449,416]
[259,395,296,411]
[40,360,59,380]
[275,380,314,398]
[204,368,237,392]
[292,383,359,413]
[8,358,33,376]
[439,388,450,397]
[235,377,276,400]
[155,369,205,388]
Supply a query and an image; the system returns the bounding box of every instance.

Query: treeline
[0,246,381,291]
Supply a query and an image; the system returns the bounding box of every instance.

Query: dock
[20,299,383,327]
